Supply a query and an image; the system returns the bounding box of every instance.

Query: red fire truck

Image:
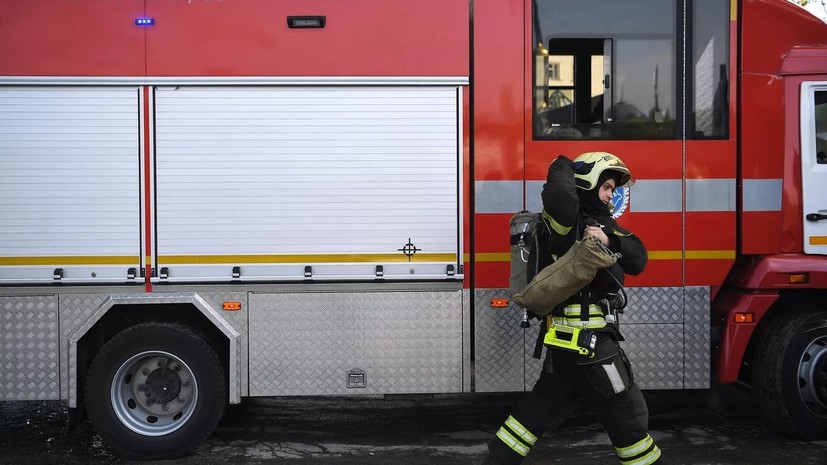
[1,0,826,458]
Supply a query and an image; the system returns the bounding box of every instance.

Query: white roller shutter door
[154,86,461,281]
[0,87,141,284]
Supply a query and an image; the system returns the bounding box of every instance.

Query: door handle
[806,213,827,222]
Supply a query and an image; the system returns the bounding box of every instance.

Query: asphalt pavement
[1,386,826,465]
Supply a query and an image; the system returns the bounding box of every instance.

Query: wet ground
[1,386,826,465]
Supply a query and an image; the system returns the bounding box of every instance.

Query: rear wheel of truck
[754,309,827,439]
[85,322,227,459]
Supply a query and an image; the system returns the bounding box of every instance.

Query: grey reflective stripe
[637,179,736,212]
[743,179,783,211]
[496,427,530,456]
[525,180,544,213]
[505,415,537,446]
[475,180,523,213]
[687,179,735,211]
[602,361,626,394]
[632,180,682,212]
[484,178,776,213]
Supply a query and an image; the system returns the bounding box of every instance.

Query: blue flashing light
[135,18,155,26]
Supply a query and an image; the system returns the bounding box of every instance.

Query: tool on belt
[544,323,598,356]
[543,290,626,357]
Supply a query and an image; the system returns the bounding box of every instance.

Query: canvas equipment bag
[512,235,619,316]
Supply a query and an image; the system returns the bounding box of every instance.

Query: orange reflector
[222,301,242,311]
[490,298,509,308]
[789,273,809,284]
[734,312,754,323]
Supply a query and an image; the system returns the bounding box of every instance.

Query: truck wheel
[85,322,226,459]
[754,310,827,439]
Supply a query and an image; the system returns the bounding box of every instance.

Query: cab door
[801,83,827,255]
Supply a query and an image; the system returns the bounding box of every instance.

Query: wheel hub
[812,353,827,403]
[799,335,827,417]
[145,368,182,404]
[111,351,197,436]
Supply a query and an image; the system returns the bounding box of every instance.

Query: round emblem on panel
[610,186,629,219]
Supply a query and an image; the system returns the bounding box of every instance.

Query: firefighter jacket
[540,156,648,303]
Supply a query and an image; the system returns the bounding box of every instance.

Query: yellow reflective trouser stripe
[619,446,661,465]
[542,210,572,236]
[616,434,663,465]
[496,427,529,456]
[505,415,537,446]
[616,434,653,458]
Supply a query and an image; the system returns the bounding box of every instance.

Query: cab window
[815,91,827,164]
[532,0,729,141]
[691,0,730,139]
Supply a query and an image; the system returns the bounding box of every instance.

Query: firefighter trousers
[483,335,663,465]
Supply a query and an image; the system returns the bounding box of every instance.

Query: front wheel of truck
[754,309,827,439]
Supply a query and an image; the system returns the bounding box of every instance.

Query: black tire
[85,322,227,459]
[754,310,827,439]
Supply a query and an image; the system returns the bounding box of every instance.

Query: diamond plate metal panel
[60,293,110,402]
[192,292,249,397]
[522,325,685,391]
[462,289,472,393]
[524,322,543,391]
[249,290,463,396]
[474,289,526,392]
[622,287,683,324]
[621,324,684,389]
[684,287,710,388]
[476,287,710,393]
[0,295,59,400]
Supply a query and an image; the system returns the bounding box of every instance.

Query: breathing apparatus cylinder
[509,211,541,295]
[509,211,544,328]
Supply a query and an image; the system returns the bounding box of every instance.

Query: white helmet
[572,152,635,190]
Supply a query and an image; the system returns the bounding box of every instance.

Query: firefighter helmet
[572,152,635,190]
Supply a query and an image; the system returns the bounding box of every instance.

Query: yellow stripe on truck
[157,253,457,265]
[0,256,139,266]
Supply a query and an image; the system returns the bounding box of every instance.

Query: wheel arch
[747,291,827,439]
[742,288,827,384]
[68,293,241,410]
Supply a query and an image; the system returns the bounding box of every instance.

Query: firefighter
[481,152,664,465]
